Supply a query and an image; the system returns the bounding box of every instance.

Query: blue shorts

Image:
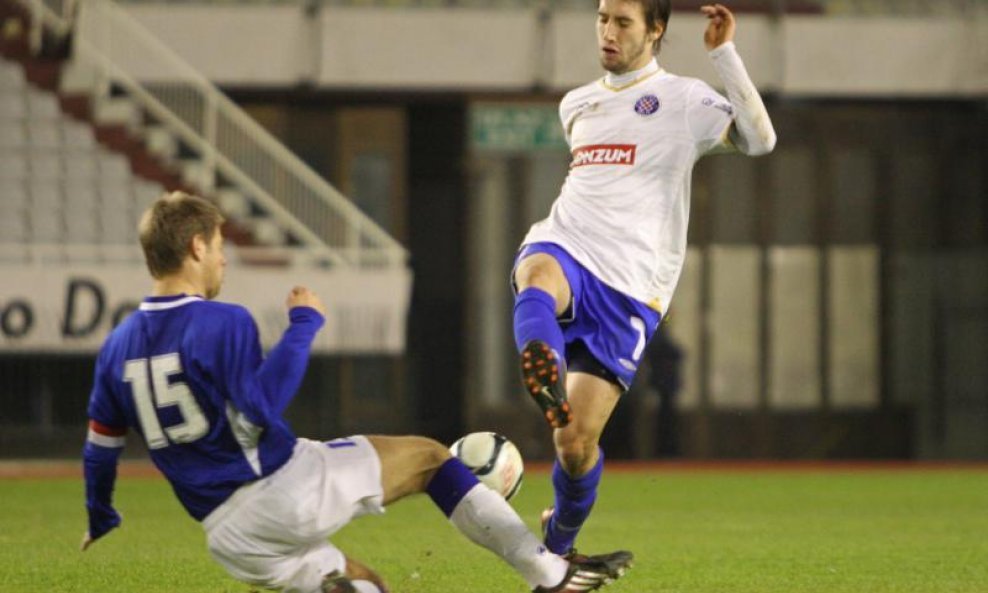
[513,242,661,390]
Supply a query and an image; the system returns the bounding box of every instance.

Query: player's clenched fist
[287,286,326,316]
[701,4,736,50]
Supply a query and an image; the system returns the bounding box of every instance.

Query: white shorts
[203,436,385,593]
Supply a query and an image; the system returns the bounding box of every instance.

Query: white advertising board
[0,264,412,354]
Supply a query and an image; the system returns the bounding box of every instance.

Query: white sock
[449,484,568,588]
[351,580,382,593]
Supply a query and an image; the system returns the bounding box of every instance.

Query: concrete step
[178,158,212,190]
[215,187,251,219]
[143,125,177,160]
[59,60,98,95]
[246,216,285,247]
[92,96,140,130]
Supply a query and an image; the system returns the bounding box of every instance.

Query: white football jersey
[523,58,734,314]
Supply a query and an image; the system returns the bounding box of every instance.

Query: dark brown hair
[642,0,672,51]
[138,191,224,279]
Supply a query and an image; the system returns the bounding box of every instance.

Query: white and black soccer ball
[450,431,524,501]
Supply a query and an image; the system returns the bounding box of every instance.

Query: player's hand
[701,4,736,50]
[80,531,96,551]
[80,523,119,551]
[82,507,122,551]
[286,286,327,317]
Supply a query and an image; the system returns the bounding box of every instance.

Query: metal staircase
[16,0,408,269]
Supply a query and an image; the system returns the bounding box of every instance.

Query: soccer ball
[450,431,524,501]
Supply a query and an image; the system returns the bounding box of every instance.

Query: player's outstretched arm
[256,286,326,415]
[81,421,126,551]
[701,4,776,156]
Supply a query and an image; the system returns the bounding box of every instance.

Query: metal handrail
[19,0,408,268]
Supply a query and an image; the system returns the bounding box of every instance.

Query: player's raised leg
[513,252,573,428]
[366,435,632,591]
[542,373,621,555]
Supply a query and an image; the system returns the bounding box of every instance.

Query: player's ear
[190,233,207,262]
[651,21,664,44]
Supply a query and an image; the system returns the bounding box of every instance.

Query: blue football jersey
[87,294,314,521]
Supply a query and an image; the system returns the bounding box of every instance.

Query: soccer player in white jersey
[82,192,633,593]
[513,1,776,555]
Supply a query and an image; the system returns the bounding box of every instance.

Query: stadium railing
[18,0,409,269]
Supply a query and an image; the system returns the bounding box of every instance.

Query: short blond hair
[138,191,224,279]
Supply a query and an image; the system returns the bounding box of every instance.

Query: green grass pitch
[1,466,986,592]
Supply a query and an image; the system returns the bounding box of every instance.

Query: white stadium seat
[0,61,26,89]
[29,179,62,208]
[0,91,25,118]
[98,152,131,180]
[26,90,61,120]
[28,148,62,178]
[0,183,26,202]
[132,180,163,211]
[0,121,26,148]
[0,212,27,242]
[62,120,96,148]
[0,179,27,205]
[64,149,98,180]
[28,120,62,148]
[65,211,100,243]
[28,207,63,242]
[101,209,137,244]
[0,150,28,179]
[99,182,133,211]
[65,184,99,214]
[0,190,26,220]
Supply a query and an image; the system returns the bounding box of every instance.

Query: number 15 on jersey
[123,354,210,449]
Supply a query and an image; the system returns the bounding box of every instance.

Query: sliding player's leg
[204,437,389,593]
[321,556,387,593]
[367,435,569,589]
[366,435,632,591]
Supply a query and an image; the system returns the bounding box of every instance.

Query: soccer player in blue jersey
[82,191,633,593]
[514,2,776,556]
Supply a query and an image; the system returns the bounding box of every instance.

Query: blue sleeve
[87,343,126,428]
[257,306,325,416]
[83,343,127,540]
[83,441,123,540]
[216,309,275,427]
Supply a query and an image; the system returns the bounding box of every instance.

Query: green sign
[470,103,568,152]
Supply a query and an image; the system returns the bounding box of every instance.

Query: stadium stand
[0,54,166,251]
[0,0,407,268]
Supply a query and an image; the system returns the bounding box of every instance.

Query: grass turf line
[1,469,986,592]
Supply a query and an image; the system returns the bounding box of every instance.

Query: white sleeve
[708,41,777,156]
[685,80,735,155]
[559,92,578,147]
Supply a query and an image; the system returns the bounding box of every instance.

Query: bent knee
[420,436,453,468]
[371,435,452,503]
[515,255,566,291]
[397,435,451,471]
[554,434,598,474]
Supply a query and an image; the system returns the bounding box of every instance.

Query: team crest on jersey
[634,94,660,116]
[570,144,636,168]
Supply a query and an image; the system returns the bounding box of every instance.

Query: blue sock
[545,450,604,554]
[513,287,565,356]
[426,458,481,517]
